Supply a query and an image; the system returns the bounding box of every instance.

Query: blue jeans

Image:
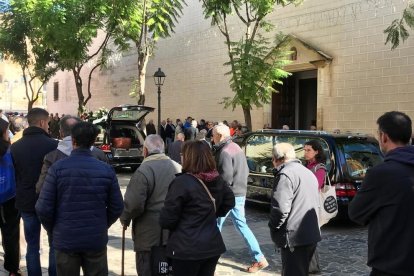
[217,196,264,262]
[21,212,56,276]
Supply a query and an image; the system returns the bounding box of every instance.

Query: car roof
[246,129,377,141]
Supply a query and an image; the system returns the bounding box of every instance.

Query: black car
[93,104,154,169]
[237,129,383,219]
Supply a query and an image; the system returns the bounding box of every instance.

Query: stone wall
[46,0,414,134]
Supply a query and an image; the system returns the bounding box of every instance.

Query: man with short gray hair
[269,142,321,276]
[120,134,181,275]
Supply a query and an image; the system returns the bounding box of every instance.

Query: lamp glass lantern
[153,68,166,86]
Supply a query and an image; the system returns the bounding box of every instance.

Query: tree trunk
[27,100,34,112]
[137,64,146,105]
[73,69,84,116]
[242,106,252,131]
[137,49,150,105]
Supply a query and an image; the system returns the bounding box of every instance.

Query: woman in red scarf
[160,141,235,276]
[304,140,327,190]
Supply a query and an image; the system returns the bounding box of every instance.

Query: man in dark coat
[146,119,157,135]
[168,133,185,164]
[349,111,414,276]
[10,108,58,276]
[35,122,123,276]
[269,142,321,276]
[165,118,175,146]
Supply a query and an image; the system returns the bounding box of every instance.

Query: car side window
[245,135,275,173]
[276,136,332,172]
[245,135,332,173]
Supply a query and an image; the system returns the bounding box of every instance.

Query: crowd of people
[0,108,414,276]
[146,117,249,146]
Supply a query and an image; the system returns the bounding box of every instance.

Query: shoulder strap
[311,163,330,188]
[194,177,216,212]
[311,163,327,173]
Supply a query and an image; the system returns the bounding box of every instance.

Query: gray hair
[213,123,230,138]
[59,115,81,137]
[273,143,296,161]
[11,116,28,132]
[196,129,207,140]
[144,134,165,154]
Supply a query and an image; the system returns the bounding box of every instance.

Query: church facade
[46,0,414,134]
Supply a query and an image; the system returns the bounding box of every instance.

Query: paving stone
[0,172,372,275]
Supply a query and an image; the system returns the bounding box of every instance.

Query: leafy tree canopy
[0,0,57,110]
[109,0,185,104]
[385,3,414,50]
[202,0,301,129]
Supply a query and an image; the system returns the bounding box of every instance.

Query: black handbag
[151,229,173,276]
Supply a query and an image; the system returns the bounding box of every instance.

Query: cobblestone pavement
[0,171,371,276]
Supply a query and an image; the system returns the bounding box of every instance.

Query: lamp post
[153,68,166,135]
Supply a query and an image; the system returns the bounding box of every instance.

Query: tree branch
[85,61,102,105]
[245,1,251,22]
[222,13,240,92]
[231,0,247,25]
[88,32,111,61]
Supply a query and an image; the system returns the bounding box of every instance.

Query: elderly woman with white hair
[269,143,321,276]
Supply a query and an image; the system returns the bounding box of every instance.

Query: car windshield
[339,140,383,179]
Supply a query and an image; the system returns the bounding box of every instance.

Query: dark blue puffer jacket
[35,148,123,252]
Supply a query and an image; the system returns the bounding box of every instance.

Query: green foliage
[0,0,57,109]
[201,0,300,128]
[222,33,292,110]
[109,0,185,102]
[110,0,185,50]
[385,3,414,50]
[29,0,112,70]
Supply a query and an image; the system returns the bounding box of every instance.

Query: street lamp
[153,68,166,135]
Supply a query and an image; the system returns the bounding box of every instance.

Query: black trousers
[281,244,316,276]
[0,198,21,274]
[309,246,320,273]
[55,248,108,276]
[172,255,220,276]
[370,268,399,276]
[135,251,151,276]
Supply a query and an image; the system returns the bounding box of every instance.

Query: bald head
[60,115,81,137]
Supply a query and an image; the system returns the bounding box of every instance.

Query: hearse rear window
[338,140,382,179]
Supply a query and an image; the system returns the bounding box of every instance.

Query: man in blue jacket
[36,122,123,276]
[349,111,414,276]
